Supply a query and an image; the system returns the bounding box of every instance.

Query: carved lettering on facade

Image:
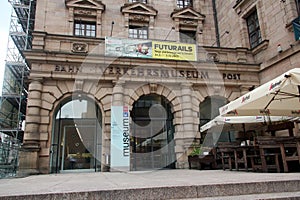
[223,73,241,80]
[54,65,82,73]
[52,65,243,81]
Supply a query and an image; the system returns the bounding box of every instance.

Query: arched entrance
[50,97,102,173]
[200,95,228,145]
[131,94,176,170]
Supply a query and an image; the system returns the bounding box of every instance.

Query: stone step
[1,179,300,200]
[180,191,300,200]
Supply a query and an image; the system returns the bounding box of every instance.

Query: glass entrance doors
[131,94,175,170]
[51,98,102,173]
[61,125,97,171]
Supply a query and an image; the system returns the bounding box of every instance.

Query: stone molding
[121,2,158,29]
[171,7,205,32]
[233,0,257,16]
[65,0,105,10]
[251,40,269,55]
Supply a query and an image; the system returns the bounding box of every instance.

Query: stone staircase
[1,170,300,200]
[1,179,300,200]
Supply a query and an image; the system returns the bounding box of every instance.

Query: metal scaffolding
[0,0,36,178]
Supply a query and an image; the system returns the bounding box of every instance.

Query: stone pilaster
[18,80,42,176]
[175,83,199,169]
[112,81,125,106]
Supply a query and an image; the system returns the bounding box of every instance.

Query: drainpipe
[212,0,220,47]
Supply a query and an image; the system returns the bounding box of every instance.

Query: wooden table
[218,143,255,171]
[257,136,300,173]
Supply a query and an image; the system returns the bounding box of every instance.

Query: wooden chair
[278,137,300,172]
[247,147,262,172]
[257,137,281,173]
[234,147,249,171]
[217,142,236,171]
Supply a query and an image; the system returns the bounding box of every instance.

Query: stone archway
[123,83,199,169]
[19,79,111,174]
[131,93,176,170]
[50,95,102,173]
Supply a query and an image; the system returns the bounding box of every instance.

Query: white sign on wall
[110,106,130,171]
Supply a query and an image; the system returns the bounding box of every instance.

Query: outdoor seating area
[192,68,300,173]
[189,135,300,173]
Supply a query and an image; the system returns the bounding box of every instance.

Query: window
[177,0,192,8]
[74,21,96,37]
[180,30,196,43]
[129,26,148,39]
[199,96,227,130]
[296,0,300,16]
[246,10,262,48]
[129,0,147,3]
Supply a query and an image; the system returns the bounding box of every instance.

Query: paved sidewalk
[0,170,299,199]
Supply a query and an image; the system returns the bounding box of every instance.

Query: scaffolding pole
[0,0,36,178]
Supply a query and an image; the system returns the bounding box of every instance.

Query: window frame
[176,0,193,8]
[74,21,97,38]
[296,0,300,16]
[246,10,262,49]
[179,30,196,44]
[129,26,149,39]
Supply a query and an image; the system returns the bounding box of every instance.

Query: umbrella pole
[242,123,246,138]
[228,131,232,142]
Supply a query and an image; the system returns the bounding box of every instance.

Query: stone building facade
[19,0,300,174]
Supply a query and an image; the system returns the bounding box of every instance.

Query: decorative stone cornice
[121,2,157,16]
[65,0,105,11]
[121,2,158,28]
[233,0,257,16]
[171,7,205,31]
[171,7,205,20]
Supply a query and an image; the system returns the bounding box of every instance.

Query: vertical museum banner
[111,106,130,171]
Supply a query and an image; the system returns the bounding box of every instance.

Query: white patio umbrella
[200,115,293,132]
[219,68,300,117]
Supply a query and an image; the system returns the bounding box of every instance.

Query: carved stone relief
[72,43,88,53]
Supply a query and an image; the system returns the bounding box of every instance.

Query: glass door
[61,125,96,172]
[131,94,175,171]
[51,98,102,173]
